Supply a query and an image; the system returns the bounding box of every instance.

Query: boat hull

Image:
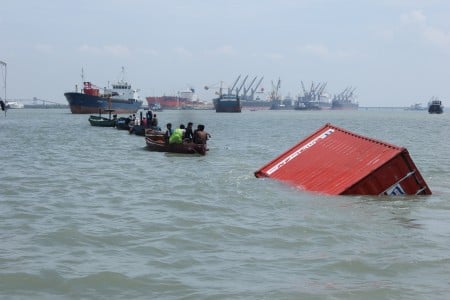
[428,104,443,114]
[295,101,332,110]
[65,92,142,114]
[145,134,207,155]
[213,98,241,113]
[146,96,194,109]
[331,100,359,110]
[88,115,116,127]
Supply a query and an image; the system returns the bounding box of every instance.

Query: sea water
[1,108,449,299]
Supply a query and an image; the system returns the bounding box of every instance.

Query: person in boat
[151,114,158,127]
[146,110,153,127]
[169,125,185,144]
[184,122,194,142]
[164,123,173,143]
[194,124,211,144]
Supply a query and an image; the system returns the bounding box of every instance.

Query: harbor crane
[249,76,264,100]
[228,75,241,95]
[269,78,281,101]
[235,75,248,96]
[242,76,257,99]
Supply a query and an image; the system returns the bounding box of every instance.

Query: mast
[0,60,6,114]
[0,60,6,100]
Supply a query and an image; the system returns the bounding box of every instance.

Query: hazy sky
[1,0,450,106]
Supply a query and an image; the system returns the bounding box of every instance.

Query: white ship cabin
[105,81,141,101]
[112,82,131,90]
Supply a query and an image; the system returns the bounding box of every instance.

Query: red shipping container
[255,123,431,196]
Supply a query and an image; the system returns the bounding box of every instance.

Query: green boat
[88,109,117,127]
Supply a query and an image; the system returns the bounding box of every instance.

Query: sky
[1,0,450,106]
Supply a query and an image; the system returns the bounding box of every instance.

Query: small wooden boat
[130,125,162,136]
[145,133,208,155]
[115,117,132,130]
[88,109,117,127]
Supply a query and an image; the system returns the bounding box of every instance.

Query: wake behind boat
[65,67,143,114]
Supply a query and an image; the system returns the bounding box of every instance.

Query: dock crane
[270,78,281,100]
[242,76,257,100]
[235,75,248,96]
[228,75,241,95]
[300,81,308,97]
[249,76,264,101]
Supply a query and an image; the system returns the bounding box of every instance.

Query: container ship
[64,68,143,114]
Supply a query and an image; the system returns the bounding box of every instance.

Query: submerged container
[255,123,431,196]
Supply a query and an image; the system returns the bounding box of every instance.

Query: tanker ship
[64,68,143,114]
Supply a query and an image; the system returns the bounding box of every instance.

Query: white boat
[5,101,24,109]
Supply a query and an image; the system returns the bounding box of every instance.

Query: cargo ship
[232,75,270,110]
[268,78,294,110]
[205,78,242,112]
[428,97,443,114]
[64,68,143,114]
[240,97,271,110]
[213,94,241,113]
[295,81,332,110]
[331,87,358,110]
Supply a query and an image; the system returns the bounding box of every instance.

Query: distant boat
[428,97,444,114]
[65,67,143,114]
[331,98,359,110]
[268,78,291,110]
[405,103,427,111]
[331,87,358,110]
[240,98,271,110]
[295,81,332,110]
[205,78,242,113]
[146,88,204,110]
[149,102,163,111]
[213,94,241,113]
[5,101,24,109]
[231,75,270,110]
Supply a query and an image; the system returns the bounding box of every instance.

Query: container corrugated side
[255,123,431,195]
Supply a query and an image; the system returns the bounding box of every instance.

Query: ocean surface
[1,108,449,299]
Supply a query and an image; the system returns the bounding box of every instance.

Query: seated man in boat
[151,114,158,127]
[164,123,173,143]
[184,122,194,142]
[146,110,153,127]
[193,124,211,144]
[169,125,184,144]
